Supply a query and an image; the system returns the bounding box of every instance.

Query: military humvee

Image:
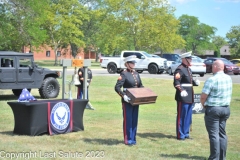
[0,51,61,99]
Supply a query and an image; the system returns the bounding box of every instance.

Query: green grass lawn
[0,76,239,160]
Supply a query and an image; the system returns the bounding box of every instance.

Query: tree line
[0,0,239,64]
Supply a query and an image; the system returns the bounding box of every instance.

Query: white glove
[180,90,188,97]
[195,79,200,86]
[123,95,131,103]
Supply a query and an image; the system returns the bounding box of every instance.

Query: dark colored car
[154,53,180,72]
[204,57,239,75]
[155,53,180,61]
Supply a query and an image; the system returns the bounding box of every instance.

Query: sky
[169,0,240,37]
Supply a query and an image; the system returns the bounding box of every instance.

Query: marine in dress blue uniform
[173,51,200,140]
[114,55,144,145]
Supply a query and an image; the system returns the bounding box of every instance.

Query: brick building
[22,45,96,61]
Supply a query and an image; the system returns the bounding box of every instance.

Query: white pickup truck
[100,51,167,74]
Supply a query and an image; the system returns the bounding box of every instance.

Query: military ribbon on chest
[132,72,138,87]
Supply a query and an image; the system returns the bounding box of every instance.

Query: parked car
[230,59,240,67]
[168,55,206,77]
[154,53,181,72]
[161,53,181,62]
[100,50,167,74]
[204,57,239,75]
[194,56,206,63]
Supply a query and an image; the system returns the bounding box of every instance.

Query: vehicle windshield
[221,59,233,65]
[142,52,152,58]
[192,56,204,63]
[192,57,203,63]
[152,55,160,58]
[176,57,202,64]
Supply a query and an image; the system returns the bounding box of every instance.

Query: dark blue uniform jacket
[115,69,143,103]
[173,63,198,103]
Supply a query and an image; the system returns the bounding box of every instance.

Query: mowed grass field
[0,75,240,160]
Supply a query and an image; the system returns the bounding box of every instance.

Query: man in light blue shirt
[201,60,232,160]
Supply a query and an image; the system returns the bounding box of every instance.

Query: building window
[46,51,50,57]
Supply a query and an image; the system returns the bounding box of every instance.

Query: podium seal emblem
[50,102,70,130]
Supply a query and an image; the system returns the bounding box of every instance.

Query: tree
[178,14,216,54]
[0,0,48,51]
[79,0,106,62]
[211,36,227,57]
[43,0,88,65]
[226,25,240,57]
[97,0,185,54]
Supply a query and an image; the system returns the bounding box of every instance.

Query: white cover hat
[124,55,137,63]
[180,51,192,58]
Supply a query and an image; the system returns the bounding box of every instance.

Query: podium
[7,99,88,136]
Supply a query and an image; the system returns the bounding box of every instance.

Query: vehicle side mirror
[141,56,145,59]
[32,62,37,68]
[28,65,33,70]
[29,62,35,70]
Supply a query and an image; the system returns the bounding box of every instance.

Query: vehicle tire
[12,89,31,97]
[107,63,117,74]
[148,64,158,74]
[39,77,60,99]
[116,69,123,73]
[168,68,173,75]
[234,73,238,75]
[199,74,204,77]
[137,70,143,73]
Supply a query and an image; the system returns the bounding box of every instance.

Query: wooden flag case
[126,88,157,106]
